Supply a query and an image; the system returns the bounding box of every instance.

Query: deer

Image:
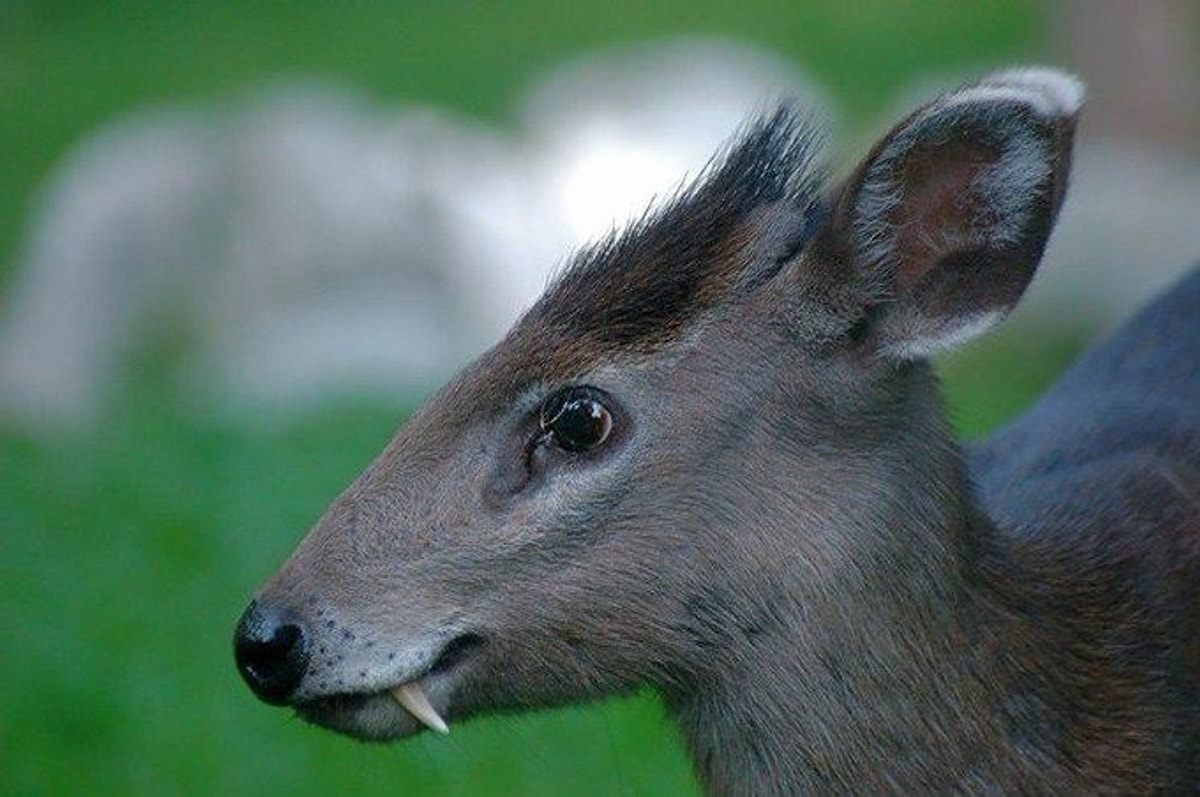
[233,67,1200,793]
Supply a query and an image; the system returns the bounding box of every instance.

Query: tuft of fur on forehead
[519,107,825,354]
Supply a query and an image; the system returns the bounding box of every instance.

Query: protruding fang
[391,682,449,734]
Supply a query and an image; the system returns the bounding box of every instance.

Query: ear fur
[825,68,1084,359]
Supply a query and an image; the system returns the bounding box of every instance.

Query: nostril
[234,601,310,706]
[241,623,301,674]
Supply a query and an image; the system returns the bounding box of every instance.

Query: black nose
[234,600,310,705]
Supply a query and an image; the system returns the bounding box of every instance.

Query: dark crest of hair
[521,106,825,352]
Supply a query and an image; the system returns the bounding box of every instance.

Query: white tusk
[391,681,449,734]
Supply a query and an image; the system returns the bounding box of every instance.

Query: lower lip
[297,691,422,740]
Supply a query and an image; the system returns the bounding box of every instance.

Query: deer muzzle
[233,596,484,738]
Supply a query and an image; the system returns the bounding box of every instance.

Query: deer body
[235,69,1200,793]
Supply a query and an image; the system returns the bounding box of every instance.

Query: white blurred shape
[524,40,825,246]
[556,139,679,243]
[0,111,220,425]
[1031,139,1200,327]
[0,39,819,431]
[204,88,530,406]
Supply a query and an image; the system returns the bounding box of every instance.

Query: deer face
[234,69,1081,742]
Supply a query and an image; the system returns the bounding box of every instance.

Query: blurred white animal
[0,39,818,430]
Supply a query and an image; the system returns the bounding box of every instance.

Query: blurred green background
[0,1,1106,794]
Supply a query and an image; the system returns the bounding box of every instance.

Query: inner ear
[888,135,1007,291]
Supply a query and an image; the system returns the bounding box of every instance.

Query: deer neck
[670,512,1023,794]
[665,390,1022,794]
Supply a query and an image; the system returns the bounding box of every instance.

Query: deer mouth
[386,631,486,733]
[296,632,486,740]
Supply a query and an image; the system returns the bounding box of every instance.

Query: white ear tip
[982,67,1086,117]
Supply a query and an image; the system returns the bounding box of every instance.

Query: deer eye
[539,387,613,452]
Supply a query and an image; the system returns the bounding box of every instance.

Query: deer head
[234,68,1081,785]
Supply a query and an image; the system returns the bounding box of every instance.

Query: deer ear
[826,68,1083,359]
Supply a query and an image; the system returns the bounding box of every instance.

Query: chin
[295,692,424,742]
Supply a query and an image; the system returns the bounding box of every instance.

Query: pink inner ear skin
[889,138,1002,291]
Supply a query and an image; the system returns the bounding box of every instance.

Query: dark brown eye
[539,387,613,452]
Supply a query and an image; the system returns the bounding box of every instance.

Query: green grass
[0,2,1061,794]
